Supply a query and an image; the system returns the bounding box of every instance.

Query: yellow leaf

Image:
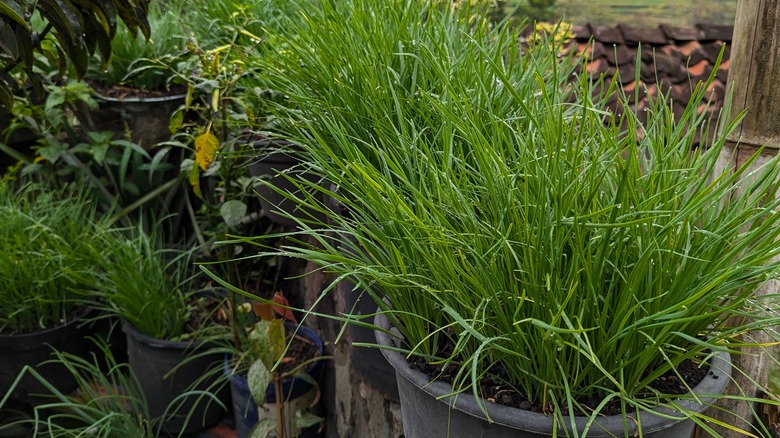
[194,131,219,171]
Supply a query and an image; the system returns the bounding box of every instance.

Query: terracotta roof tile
[696,24,733,41]
[589,24,625,44]
[669,40,704,58]
[613,45,636,66]
[571,24,591,39]
[705,81,727,102]
[702,41,729,63]
[660,25,702,41]
[558,22,733,145]
[687,59,713,80]
[619,25,668,45]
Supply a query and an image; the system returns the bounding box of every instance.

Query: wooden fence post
[695,0,780,436]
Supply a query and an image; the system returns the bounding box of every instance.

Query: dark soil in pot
[407,339,710,416]
[374,312,732,438]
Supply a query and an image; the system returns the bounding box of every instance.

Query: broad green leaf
[112,0,149,39]
[0,0,30,30]
[168,109,184,133]
[0,80,12,110]
[188,161,201,198]
[37,143,64,163]
[247,359,270,406]
[91,142,109,164]
[14,25,34,68]
[249,319,286,370]
[293,411,323,429]
[0,20,19,59]
[80,14,98,55]
[220,200,247,228]
[247,419,276,438]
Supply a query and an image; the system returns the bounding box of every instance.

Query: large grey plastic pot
[374,312,731,438]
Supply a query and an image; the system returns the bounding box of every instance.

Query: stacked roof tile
[567,23,733,126]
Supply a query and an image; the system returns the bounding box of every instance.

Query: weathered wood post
[694,0,780,435]
[294,247,405,438]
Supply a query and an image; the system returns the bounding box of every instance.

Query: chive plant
[246,0,780,429]
[0,185,107,333]
[99,228,194,340]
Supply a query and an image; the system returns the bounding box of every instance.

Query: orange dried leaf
[272,291,297,323]
[253,303,274,321]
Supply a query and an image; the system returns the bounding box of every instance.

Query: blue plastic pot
[226,323,325,438]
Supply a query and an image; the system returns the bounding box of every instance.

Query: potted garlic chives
[0,184,110,406]
[98,228,231,435]
[245,0,780,436]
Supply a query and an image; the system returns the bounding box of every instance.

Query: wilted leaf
[194,130,218,171]
[0,0,30,29]
[272,291,297,323]
[253,303,274,321]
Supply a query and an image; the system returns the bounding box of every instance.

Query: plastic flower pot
[338,280,398,401]
[0,313,91,404]
[226,323,325,438]
[248,138,327,228]
[374,312,732,438]
[122,322,229,434]
[86,92,185,148]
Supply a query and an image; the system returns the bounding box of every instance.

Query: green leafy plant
[240,0,780,435]
[0,183,108,333]
[0,0,151,108]
[1,78,194,244]
[257,0,524,168]
[85,3,188,92]
[227,292,322,438]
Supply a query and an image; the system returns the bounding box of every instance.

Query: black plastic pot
[248,138,326,228]
[375,312,732,438]
[122,322,229,435]
[338,280,399,401]
[86,92,185,148]
[0,311,91,404]
[227,323,324,438]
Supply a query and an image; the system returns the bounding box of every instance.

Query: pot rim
[374,311,732,435]
[121,320,211,351]
[0,305,92,340]
[95,93,187,104]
